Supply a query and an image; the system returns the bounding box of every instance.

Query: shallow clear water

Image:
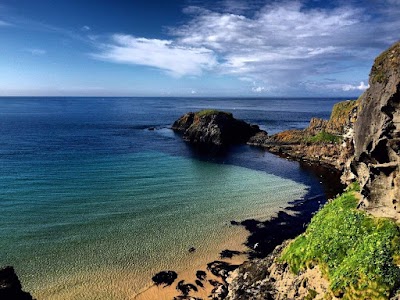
[0,97,348,299]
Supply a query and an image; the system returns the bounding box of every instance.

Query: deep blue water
[0,97,348,299]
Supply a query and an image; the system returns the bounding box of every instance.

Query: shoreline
[142,159,344,299]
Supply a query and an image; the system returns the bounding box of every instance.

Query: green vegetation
[281,184,400,299]
[329,100,358,124]
[305,289,318,300]
[196,109,232,117]
[307,131,342,144]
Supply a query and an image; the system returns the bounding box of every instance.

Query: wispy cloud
[92,34,217,77]
[25,48,46,55]
[0,19,11,26]
[81,25,91,31]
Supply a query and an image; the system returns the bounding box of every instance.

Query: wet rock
[208,280,228,300]
[176,280,198,296]
[152,270,178,287]
[196,270,207,281]
[219,250,241,259]
[0,266,34,300]
[207,261,239,280]
[195,280,204,288]
[173,296,203,300]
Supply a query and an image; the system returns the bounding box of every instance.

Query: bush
[307,131,341,144]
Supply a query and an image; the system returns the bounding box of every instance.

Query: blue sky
[0,0,398,97]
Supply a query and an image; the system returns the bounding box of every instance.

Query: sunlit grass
[281,183,400,299]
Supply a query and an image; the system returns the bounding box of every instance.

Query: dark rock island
[172,109,266,148]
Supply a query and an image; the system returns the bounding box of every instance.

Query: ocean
[0,97,347,299]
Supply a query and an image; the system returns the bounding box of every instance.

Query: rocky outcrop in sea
[172,110,265,148]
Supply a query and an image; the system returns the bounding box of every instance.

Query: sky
[0,0,398,97]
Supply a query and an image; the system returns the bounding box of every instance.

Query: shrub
[307,131,342,144]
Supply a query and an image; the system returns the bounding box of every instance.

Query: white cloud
[93,34,217,77]
[169,1,397,92]
[88,1,397,94]
[342,81,369,91]
[252,86,265,93]
[81,25,91,31]
[25,48,46,55]
[191,89,197,94]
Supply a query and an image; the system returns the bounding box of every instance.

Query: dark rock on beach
[172,110,266,148]
[176,280,198,296]
[152,270,178,287]
[195,279,204,288]
[196,270,207,281]
[207,261,239,280]
[0,266,34,300]
[219,249,241,259]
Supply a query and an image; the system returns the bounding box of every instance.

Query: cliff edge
[351,41,400,220]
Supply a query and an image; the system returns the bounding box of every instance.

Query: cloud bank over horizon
[92,0,398,95]
[0,0,398,96]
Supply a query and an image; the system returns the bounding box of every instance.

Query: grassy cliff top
[195,109,233,118]
[371,41,400,84]
[281,183,400,299]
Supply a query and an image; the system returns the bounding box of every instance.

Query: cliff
[227,41,400,300]
[250,99,358,170]
[172,109,266,147]
[350,41,400,220]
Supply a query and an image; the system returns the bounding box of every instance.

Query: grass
[280,183,400,299]
[195,109,232,117]
[307,131,342,144]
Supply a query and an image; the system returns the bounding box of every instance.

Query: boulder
[0,266,34,300]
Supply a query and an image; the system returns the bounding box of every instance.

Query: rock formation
[0,266,34,300]
[226,241,335,300]
[351,41,400,219]
[172,110,265,147]
[227,41,400,300]
[251,99,358,170]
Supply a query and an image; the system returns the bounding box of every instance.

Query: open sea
[0,97,348,299]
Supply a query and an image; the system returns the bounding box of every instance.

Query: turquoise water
[1,151,307,298]
[0,97,343,299]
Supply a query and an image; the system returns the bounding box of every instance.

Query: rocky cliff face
[226,241,335,300]
[172,110,265,147]
[0,266,34,300]
[252,99,358,170]
[351,41,400,219]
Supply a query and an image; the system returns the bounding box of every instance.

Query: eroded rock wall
[351,41,400,218]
